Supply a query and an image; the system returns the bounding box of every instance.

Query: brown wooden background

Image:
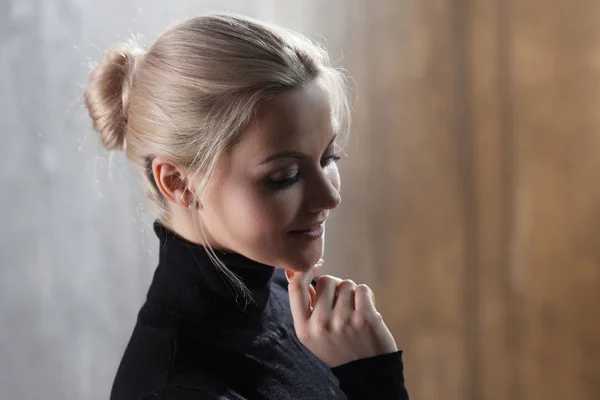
[303,0,600,399]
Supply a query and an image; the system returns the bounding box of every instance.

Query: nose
[307,171,342,213]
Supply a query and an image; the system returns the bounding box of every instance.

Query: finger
[311,275,342,320]
[313,259,325,277]
[309,284,316,311]
[333,280,357,315]
[354,284,377,315]
[304,261,321,311]
[287,264,322,323]
[285,259,324,283]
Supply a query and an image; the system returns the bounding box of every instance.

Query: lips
[290,220,326,233]
[289,221,325,239]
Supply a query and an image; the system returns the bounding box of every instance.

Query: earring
[188,203,195,211]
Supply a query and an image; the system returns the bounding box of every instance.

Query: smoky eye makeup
[264,165,300,189]
[261,137,341,190]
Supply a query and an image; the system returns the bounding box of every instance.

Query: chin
[280,237,324,272]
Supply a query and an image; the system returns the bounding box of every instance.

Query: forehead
[233,78,335,159]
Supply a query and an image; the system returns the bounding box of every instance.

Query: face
[198,78,342,272]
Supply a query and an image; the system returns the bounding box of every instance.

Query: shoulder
[110,315,177,399]
[111,314,222,400]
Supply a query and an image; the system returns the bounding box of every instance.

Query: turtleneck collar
[147,220,277,329]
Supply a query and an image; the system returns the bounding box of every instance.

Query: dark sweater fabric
[110,221,409,399]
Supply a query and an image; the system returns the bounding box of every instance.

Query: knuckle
[339,279,357,290]
[353,310,380,329]
[366,311,383,324]
[313,315,332,330]
[311,322,331,337]
[352,315,368,330]
[332,315,353,331]
[316,275,337,287]
[356,283,371,294]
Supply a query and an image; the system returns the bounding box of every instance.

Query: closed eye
[267,174,300,189]
[321,154,341,168]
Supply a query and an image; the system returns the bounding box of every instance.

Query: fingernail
[285,269,295,283]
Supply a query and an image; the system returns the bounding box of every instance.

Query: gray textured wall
[0,1,324,399]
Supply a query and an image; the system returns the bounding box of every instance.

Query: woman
[85,13,409,399]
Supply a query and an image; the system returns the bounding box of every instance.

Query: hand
[286,262,398,368]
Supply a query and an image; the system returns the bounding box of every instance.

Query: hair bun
[84,42,145,151]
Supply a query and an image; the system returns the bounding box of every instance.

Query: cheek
[327,165,341,192]
[220,183,303,238]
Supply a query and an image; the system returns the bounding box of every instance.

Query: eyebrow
[259,134,338,165]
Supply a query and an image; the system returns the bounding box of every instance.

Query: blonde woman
[85,13,408,400]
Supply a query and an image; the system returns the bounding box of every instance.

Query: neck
[148,220,276,330]
[165,206,225,250]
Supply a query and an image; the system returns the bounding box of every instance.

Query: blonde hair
[84,13,351,306]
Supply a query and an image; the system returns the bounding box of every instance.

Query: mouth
[289,221,326,239]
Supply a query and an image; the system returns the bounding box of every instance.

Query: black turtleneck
[110,221,409,399]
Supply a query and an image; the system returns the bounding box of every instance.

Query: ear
[151,156,195,208]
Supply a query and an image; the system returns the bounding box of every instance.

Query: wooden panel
[510,1,600,399]
[468,0,514,399]
[315,1,600,399]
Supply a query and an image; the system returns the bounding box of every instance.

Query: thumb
[286,260,323,323]
[286,268,314,324]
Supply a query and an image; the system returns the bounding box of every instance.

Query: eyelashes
[267,154,341,190]
[322,155,341,168]
[268,175,299,190]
